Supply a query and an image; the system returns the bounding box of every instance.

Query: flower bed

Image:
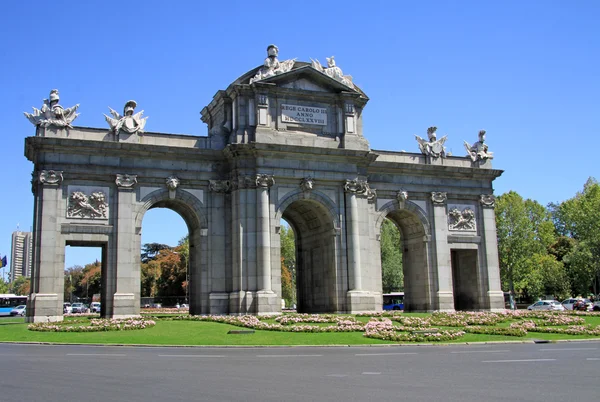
[28,317,156,332]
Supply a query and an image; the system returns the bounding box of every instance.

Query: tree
[141,243,172,263]
[81,261,101,299]
[10,276,30,296]
[552,178,600,295]
[64,265,84,301]
[380,219,403,293]
[280,225,296,306]
[0,277,9,294]
[496,191,560,299]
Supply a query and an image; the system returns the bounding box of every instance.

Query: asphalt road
[0,342,598,402]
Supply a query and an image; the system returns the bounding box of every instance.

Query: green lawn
[1,313,599,346]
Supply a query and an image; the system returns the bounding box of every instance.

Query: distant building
[10,231,32,281]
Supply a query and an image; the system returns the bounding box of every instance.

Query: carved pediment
[256,65,363,94]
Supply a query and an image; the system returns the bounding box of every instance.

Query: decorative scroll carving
[448,207,476,231]
[115,174,137,188]
[464,130,493,162]
[256,174,275,188]
[480,194,496,208]
[166,176,180,191]
[431,192,447,204]
[24,89,80,128]
[209,180,231,193]
[67,191,108,219]
[416,126,449,158]
[38,170,63,185]
[105,100,148,136]
[300,177,314,192]
[310,56,355,89]
[250,45,296,83]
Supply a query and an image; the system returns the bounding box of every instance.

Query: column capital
[256,174,275,188]
[209,179,231,193]
[480,194,496,208]
[38,170,63,186]
[115,174,137,189]
[431,191,447,205]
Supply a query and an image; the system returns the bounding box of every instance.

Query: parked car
[90,302,101,313]
[71,302,87,313]
[63,303,72,314]
[527,300,565,311]
[10,305,26,316]
[561,298,593,311]
[593,301,600,312]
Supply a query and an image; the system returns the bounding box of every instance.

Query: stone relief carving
[166,176,180,191]
[464,130,493,162]
[105,100,148,136]
[209,180,231,193]
[416,127,449,158]
[249,44,296,84]
[431,191,447,204]
[300,177,314,192]
[256,174,275,188]
[448,207,476,231]
[115,174,137,188]
[38,170,63,185]
[24,89,80,128]
[67,191,108,219]
[397,189,408,202]
[344,179,376,200]
[480,194,496,207]
[310,56,355,89]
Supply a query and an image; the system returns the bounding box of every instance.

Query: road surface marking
[362,372,381,375]
[355,352,418,356]
[256,354,322,357]
[586,358,600,361]
[482,359,556,363]
[67,353,126,357]
[327,374,348,377]
[451,350,509,354]
[539,348,597,351]
[159,354,225,358]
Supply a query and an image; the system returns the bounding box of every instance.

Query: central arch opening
[282,199,337,313]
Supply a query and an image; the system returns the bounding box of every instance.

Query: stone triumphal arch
[24,45,504,322]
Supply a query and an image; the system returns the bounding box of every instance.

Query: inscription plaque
[281,104,327,125]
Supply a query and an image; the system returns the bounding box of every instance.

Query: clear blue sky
[1,0,598,275]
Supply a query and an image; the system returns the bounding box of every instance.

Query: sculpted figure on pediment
[105,100,148,136]
[310,55,354,89]
[24,89,80,128]
[464,130,493,162]
[416,127,449,158]
[250,44,296,84]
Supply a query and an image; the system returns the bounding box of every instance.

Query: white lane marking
[67,353,126,357]
[256,354,322,358]
[586,358,600,361]
[327,374,348,377]
[539,348,598,351]
[482,359,556,363]
[451,350,509,354]
[159,354,225,358]
[362,372,381,375]
[355,352,418,356]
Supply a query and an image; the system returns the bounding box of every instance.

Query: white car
[561,298,593,311]
[90,302,101,313]
[527,300,565,311]
[10,305,26,316]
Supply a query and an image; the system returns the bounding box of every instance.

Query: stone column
[229,175,245,313]
[256,174,274,291]
[431,192,454,311]
[27,170,64,323]
[480,194,504,310]
[111,174,139,319]
[208,180,230,314]
[344,180,362,290]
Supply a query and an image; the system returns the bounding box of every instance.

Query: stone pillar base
[112,293,139,319]
[26,293,63,323]
[209,292,230,314]
[436,291,455,312]
[229,291,247,315]
[346,290,379,313]
[487,290,505,311]
[255,291,281,316]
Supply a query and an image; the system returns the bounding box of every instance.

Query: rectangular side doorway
[64,243,106,316]
[451,249,479,311]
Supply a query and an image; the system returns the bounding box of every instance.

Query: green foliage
[141,243,172,263]
[10,276,30,296]
[280,225,296,306]
[380,219,403,293]
[496,191,559,299]
[0,277,9,294]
